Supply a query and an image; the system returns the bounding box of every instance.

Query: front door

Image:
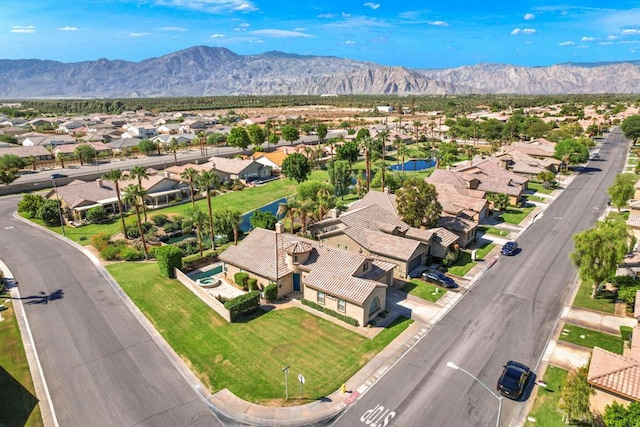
[293,273,301,292]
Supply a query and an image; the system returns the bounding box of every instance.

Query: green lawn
[478,225,510,238]
[447,251,476,277]
[0,294,43,427]
[500,206,535,225]
[525,195,547,203]
[559,323,624,354]
[527,182,555,195]
[524,366,568,427]
[474,243,496,261]
[106,262,413,404]
[401,279,446,303]
[572,278,616,314]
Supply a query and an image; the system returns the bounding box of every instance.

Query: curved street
[332,129,628,427]
[0,196,221,426]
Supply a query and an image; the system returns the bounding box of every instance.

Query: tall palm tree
[167,138,179,166]
[359,135,374,193]
[196,170,219,250]
[397,143,409,176]
[102,168,128,239]
[56,151,65,168]
[314,185,334,222]
[226,209,242,245]
[296,199,315,235]
[277,198,299,234]
[121,184,148,258]
[180,167,199,208]
[128,165,149,222]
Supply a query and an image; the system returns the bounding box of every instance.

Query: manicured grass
[447,251,476,277]
[527,182,555,195]
[474,243,496,261]
[478,225,510,237]
[106,262,413,404]
[0,294,43,427]
[524,366,568,427]
[500,206,535,225]
[559,323,624,354]
[525,195,547,203]
[608,210,630,224]
[572,278,616,314]
[401,279,446,303]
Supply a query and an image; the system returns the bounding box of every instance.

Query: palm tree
[277,198,299,233]
[314,185,334,221]
[226,209,242,245]
[56,151,65,169]
[183,206,208,256]
[167,138,179,166]
[197,170,219,250]
[359,135,374,192]
[296,199,315,235]
[128,166,150,222]
[397,142,409,175]
[180,167,199,208]
[121,184,148,258]
[102,168,128,239]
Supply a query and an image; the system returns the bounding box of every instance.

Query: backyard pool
[190,265,223,280]
[389,159,436,172]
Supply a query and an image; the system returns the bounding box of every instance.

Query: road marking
[4,226,13,229]
[360,404,396,427]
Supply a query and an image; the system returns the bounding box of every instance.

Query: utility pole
[282,366,289,400]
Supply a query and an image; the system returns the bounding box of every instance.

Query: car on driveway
[501,241,518,256]
[421,270,458,288]
[497,361,530,399]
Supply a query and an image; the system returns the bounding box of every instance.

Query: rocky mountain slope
[1,46,640,98]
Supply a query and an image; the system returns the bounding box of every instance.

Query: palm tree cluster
[277,181,336,235]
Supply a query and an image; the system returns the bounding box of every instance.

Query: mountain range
[2,45,640,99]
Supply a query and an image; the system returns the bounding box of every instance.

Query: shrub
[151,214,169,226]
[86,206,108,223]
[224,291,260,321]
[234,272,249,289]
[154,245,183,278]
[126,224,140,238]
[301,298,359,326]
[247,277,258,292]
[163,221,182,233]
[120,246,143,261]
[264,283,278,302]
[91,233,111,251]
[38,200,62,226]
[617,285,640,306]
[18,193,45,218]
[621,325,634,342]
[612,275,639,288]
[100,245,121,261]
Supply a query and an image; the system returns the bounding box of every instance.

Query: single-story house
[251,150,288,171]
[0,145,54,161]
[451,157,529,205]
[207,156,272,182]
[219,226,395,327]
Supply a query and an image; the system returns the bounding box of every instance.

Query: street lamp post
[50,176,66,237]
[447,361,502,427]
[282,366,290,400]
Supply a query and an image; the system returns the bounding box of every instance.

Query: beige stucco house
[219,226,395,327]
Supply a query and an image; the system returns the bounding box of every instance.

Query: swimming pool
[389,159,436,172]
[190,265,223,280]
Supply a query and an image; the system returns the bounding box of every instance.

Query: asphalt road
[0,199,221,426]
[332,129,629,427]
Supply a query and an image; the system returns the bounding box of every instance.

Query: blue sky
[3,1,640,68]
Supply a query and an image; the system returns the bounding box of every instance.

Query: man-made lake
[389,159,436,171]
[239,197,287,232]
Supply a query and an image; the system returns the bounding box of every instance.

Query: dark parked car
[50,173,68,179]
[421,270,458,288]
[501,241,518,256]
[497,361,531,399]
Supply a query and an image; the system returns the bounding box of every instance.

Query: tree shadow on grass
[0,365,39,427]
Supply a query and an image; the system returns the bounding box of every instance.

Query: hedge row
[224,291,260,321]
[264,283,278,302]
[301,298,359,327]
[234,272,249,289]
[154,246,183,278]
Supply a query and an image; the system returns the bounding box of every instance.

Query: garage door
[407,255,422,273]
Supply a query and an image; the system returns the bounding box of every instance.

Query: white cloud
[317,13,337,18]
[576,45,589,49]
[58,26,78,31]
[345,40,356,45]
[159,26,187,31]
[524,13,535,20]
[581,36,595,41]
[293,27,305,32]
[622,28,640,35]
[599,41,614,45]
[510,28,536,35]
[607,35,618,40]
[363,2,380,9]
[210,33,225,38]
[342,12,351,18]
[429,21,449,27]
[238,23,250,28]
[11,25,35,33]
[249,29,314,38]
[154,0,257,13]
[558,41,575,46]
[251,39,265,43]
[129,32,150,37]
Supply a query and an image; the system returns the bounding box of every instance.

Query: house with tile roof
[207,156,272,182]
[219,226,395,327]
[495,147,562,177]
[250,150,288,171]
[0,145,53,161]
[451,157,529,205]
[309,203,460,278]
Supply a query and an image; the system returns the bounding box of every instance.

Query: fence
[174,268,231,322]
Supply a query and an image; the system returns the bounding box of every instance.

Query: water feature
[239,197,287,232]
[389,158,436,172]
[190,265,223,280]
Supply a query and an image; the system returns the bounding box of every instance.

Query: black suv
[497,361,530,399]
[501,241,518,256]
[421,270,458,288]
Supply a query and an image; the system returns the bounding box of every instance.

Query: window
[338,298,346,313]
[294,255,298,263]
[363,262,369,271]
[318,291,325,305]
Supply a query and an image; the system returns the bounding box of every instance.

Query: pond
[389,159,436,172]
[239,197,287,232]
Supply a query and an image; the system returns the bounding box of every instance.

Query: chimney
[164,171,171,179]
[383,186,390,194]
[329,207,341,219]
[96,178,103,187]
[275,222,284,234]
